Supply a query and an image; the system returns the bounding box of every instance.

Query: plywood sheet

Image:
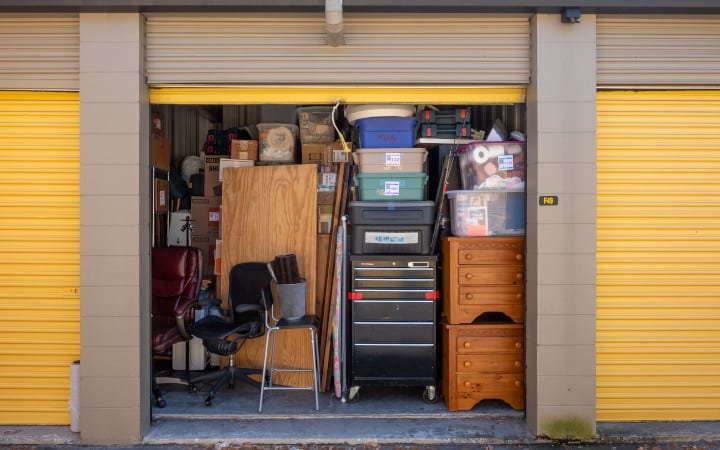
[221,164,317,386]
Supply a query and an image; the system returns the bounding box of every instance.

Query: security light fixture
[561,7,581,23]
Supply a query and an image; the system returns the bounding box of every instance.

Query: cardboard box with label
[154,178,169,213]
[230,140,259,161]
[203,155,227,197]
[191,196,222,236]
[301,141,352,164]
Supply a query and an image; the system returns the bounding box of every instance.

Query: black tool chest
[347,254,439,402]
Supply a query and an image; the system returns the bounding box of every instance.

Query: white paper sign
[383,181,400,196]
[498,154,514,171]
[385,152,402,166]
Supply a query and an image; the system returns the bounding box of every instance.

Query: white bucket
[69,360,80,432]
[275,280,307,320]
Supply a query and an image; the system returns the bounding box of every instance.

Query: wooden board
[221,164,317,387]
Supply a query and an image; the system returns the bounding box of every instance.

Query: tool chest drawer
[352,344,435,382]
[351,299,435,322]
[352,321,435,343]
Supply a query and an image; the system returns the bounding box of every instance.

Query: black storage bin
[351,224,432,255]
[349,201,435,225]
[349,201,435,255]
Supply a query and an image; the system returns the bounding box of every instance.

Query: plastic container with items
[257,123,298,162]
[353,148,427,173]
[297,106,336,144]
[353,172,428,201]
[344,104,415,125]
[355,116,417,149]
[457,141,526,191]
[446,189,525,237]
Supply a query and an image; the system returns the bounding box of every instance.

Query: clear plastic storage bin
[257,123,298,162]
[297,106,336,144]
[447,189,525,237]
[457,141,526,191]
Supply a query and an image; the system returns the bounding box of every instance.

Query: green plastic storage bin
[353,172,428,201]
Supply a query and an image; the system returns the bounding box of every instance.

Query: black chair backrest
[227,262,272,326]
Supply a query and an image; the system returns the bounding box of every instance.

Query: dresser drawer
[453,373,524,409]
[453,285,524,323]
[457,246,523,266]
[457,265,523,286]
[455,352,524,374]
[448,323,524,354]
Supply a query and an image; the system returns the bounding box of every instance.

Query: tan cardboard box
[191,230,220,277]
[301,141,351,164]
[152,135,170,171]
[204,155,227,196]
[191,196,222,236]
[230,140,259,161]
[153,178,169,213]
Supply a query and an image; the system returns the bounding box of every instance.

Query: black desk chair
[189,262,270,406]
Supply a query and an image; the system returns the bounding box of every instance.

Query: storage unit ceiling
[145,13,531,85]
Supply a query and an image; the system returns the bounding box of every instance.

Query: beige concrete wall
[525,13,598,439]
[79,12,149,444]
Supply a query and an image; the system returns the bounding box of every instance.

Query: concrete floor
[2,375,720,449]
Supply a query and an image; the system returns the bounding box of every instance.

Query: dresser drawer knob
[463,341,471,349]
[464,254,473,261]
[464,381,472,388]
[465,273,473,280]
[516,273,522,280]
[516,253,523,261]
[464,361,471,368]
[514,360,521,368]
[465,293,474,300]
[516,293,522,299]
[515,341,522,349]
[515,380,521,387]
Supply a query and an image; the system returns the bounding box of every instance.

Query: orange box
[230,140,259,161]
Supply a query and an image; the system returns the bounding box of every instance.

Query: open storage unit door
[148,85,528,415]
[596,90,720,421]
[146,6,531,417]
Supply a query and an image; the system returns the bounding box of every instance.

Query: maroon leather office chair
[151,246,203,408]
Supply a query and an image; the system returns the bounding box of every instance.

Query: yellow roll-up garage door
[596,90,720,421]
[0,91,80,424]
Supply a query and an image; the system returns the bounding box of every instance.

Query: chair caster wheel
[155,397,166,408]
[190,384,199,393]
[205,395,213,406]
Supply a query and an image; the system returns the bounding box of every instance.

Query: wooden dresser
[440,236,525,411]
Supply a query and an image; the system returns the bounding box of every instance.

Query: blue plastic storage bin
[356,116,417,148]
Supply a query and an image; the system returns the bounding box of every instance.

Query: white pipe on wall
[325,0,344,46]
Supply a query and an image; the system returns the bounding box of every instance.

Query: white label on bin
[384,181,400,196]
[365,231,419,244]
[208,211,221,222]
[321,172,337,186]
[498,154,514,171]
[385,152,402,167]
